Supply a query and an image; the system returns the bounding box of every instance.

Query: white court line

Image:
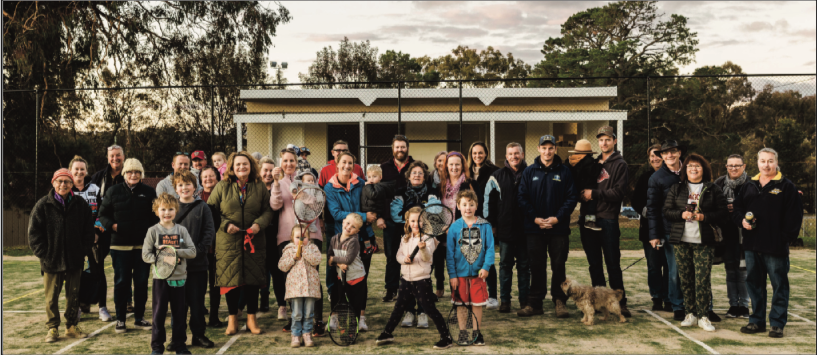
[788,312,816,325]
[216,333,242,355]
[55,313,133,355]
[642,309,719,355]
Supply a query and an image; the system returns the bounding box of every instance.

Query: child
[297,146,313,174]
[327,214,369,331]
[361,166,388,230]
[142,193,197,355]
[568,139,602,231]
[446,189,494,346]
[211,152,227,178]
[279,223,322,348]
[376,207,453,349]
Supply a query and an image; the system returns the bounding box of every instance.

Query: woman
[324,152,376,331]
[257,157,280,315]
[207,151,274,335]
[97,158,158,333]
[663,153,728,332]
[466,142,500,309]
[270,149,325,334]
[631,144,670,312]
[430,151,447,190]
[200,166,225,328]
[439,152,474,218]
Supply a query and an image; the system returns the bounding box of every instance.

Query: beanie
[122,158,145,176]
[52,168,73,183]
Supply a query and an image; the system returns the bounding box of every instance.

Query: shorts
[450,277,488,306]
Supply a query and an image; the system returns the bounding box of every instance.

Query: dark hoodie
[590,151,629,219]
[175,200,216,272]
[517,155,577,236]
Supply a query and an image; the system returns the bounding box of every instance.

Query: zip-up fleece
[328,233,367,282]
[271,172,323,246]
[590,151,629,219]
[732,172,803,256]
[98,182,159,247]
[446,217,495,278]
[517,155,577,236]
[142,223,197,281]
[324,173,375,241]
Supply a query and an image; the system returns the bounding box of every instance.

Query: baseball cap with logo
[539,135,557,146]
[596,126,617,139]
[191,150,206,161]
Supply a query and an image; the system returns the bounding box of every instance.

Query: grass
[3,246,815,354]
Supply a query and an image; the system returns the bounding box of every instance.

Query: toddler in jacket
[568,139,602,231]
[376,206,453,349]
[279,223,322,348]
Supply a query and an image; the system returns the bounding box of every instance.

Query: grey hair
[758,148,778,162]
[506,142,524,154]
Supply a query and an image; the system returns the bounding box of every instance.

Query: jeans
[43,270,82,329]
[675,243,714,319]
[580,217,626,305]
[643,241,669,302]
[745,251,790,329]
[663,241,685,311]
[185,271,208,337]
[499,240,530,304]
[525,234,569,308]
[110,249,150,322]
[383,220,402,291]
[291,297,316,337]
[151,279,187,352]
[725,262,749,308]
[84,239,110,308]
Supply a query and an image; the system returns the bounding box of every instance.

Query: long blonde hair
[402,206,424,242]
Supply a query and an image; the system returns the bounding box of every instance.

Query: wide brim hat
[653,139,686,157]
[568,139,598,154]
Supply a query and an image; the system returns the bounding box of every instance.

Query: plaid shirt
[297,158,312,174]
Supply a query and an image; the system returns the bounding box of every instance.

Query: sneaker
[278,307,287,320]
[473,331,485,346]
[134,319,153,330]
[486,298,499,310]
[282,318,292,333]
[359,316,368,332]
[382,289,397,302]
[739,306,751,319]
[680,314,698,327]
[290,335,301,348]
[303,333,314,347]
[584,221,602,231]
[673,310,686,321]
[45,328,59,343]
[417,313,429,328]
[401,312,415,327]
[740,323,766,334]
[554,300,569,318]
[499,301,511,313]
[698,317,716,332]
[376,332,395,345]
[99,307,112,322]
[175,347,192,355]
[457,330,470,346]
[652,298,663,311]
[166,341,178,352]
[126,302,134,313]
[433,335,454,349]
[192,335,214,348]
[329,314,339,330]
[769,326,784,338]
[620,304,632,318]
[707,310,721,322]
[726,306,739,318]
[312,321,326,337]
[64,325,88,338]
[115,321,127,333]
[517,305,544,317]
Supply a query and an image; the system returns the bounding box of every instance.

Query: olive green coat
[207,178,273,287]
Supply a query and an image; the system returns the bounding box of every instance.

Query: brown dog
[561,278,627,326]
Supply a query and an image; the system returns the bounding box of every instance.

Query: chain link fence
[3,75,815,246]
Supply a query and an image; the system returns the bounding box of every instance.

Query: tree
[298,37,379,88]
[425,46,531,87]
[377,50,440,87]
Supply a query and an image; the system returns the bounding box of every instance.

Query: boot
[225,315,238,335]
[246,314,263,334]
[554,300,569,318]
[259,294,270,313]
[499,301,511,313]
[517,305,543,317]
[652,298,663,311]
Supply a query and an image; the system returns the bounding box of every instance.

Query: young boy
[297,146,313,174]
[360,166,388,230]
[568,139,602,231]
[446,189,494,346]
[327,214,369,331]
[143,193,197,355]
[170,171,215,350]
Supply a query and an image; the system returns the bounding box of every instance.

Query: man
[156,152,203,199]
[29,169,95,342]
[379,135,414,302]
[517,135,577,318]
[190,150,207,177]
[578,126,631,317]
[484,142,530,313]
[734,148,803,338]
[90,145,126,199]
[714,154,751,319]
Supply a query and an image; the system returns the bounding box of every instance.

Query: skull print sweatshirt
[446,217,495,279]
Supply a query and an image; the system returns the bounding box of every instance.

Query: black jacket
[713,175,747,245]
[175,200,216,272]
[380,156,415,195]
[470,164,500,218]
[98,182,159,247]
[663,181,729,245]
[647,162,682,241]
[518,155,577,236]
[361,182,390,218]
[732,173,803,257]
[484,161,527,242]
[89,164,124,201]
[631,169,657,242]
[569,155,602,215]
[28,190,95,273]
[591,151,629,219]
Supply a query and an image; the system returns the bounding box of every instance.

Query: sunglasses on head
[175,151,190,157]
[107,145,123,151]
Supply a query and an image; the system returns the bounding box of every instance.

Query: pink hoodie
[270,172,323,246]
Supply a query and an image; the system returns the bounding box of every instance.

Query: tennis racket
[153,246,178,280]
[409,204,454,262]
[328,271,359,346]
[293,186,325,258]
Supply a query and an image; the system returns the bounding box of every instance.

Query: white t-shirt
[681,182,703,244]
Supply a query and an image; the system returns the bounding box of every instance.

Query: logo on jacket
[553,175,561,182]
[597,168,610,183]
[770,188,782,195]
[532,177,539,181]
[459,227,483,265]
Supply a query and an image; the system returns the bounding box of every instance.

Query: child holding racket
[327,214,369,331]
[376,206,453,349]
[278,223,322,348]
[446,190,494,346]
[142,193,197,355]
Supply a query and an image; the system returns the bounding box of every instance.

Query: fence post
[646,76,651,146]
[459,80,463,152]
[210,85,215,153]
[397,83,402,135]
[34,88,40,201]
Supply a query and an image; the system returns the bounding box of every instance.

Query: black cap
[539,135,556,146]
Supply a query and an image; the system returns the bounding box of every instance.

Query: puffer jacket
[483,160,527,242]
[646,162,682,241]
[470,164,500,218]
[207,178,274,287]
[324,173,375,241]
[446,217,495,278]
[568,154,601,215]
[97,182,159,247]
[732,172,803,257]
[361,182,391,217]
[663,181,729,245]
[28,190,95,273]
[517,155,577,236]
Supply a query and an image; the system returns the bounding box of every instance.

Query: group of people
[28,126,804,353]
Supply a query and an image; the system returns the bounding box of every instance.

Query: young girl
[278,223,322,348]
[376,206,453,349]
[212,152,227,178]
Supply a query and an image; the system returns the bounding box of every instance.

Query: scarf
[722,172,748,201]
[432,170,441,187]
[235,178,248,205]
[54,191,73,206]
[405,183,427,206]
[444,174,466,205]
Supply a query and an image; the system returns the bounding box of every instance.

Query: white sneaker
[486,298,499,310]
[698,317,716,332]
[401,312,415,327]
[359,316,368,332]
[680,314,698,327]
[329,314,339,330]
[417,313,429,328]
[98,307,112,322]
[278,306,287,320]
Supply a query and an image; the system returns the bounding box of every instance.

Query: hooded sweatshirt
[327,233,367,283]
[142,223,197,281]
[175,200,215,272]
[397,234,436,281]
[590,151,629,219]
[446,217,495,278]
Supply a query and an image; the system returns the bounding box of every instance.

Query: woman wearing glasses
[714,154,751,319]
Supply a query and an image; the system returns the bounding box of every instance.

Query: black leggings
[330,278,368,315]
[207,253,221,322]
[226,285,259,315]
[432,242,447,291]
[385,278,449,337]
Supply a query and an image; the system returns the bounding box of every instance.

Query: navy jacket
[517,155,577,236]
[647,162,681,241]
[484,162,527,242]
[732,172,803,257]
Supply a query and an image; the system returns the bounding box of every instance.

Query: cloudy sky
[269,1,816,84]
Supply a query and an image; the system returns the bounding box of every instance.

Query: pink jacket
[270,172,323,246]
[278,242,322,300]
[396,234,436,282]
